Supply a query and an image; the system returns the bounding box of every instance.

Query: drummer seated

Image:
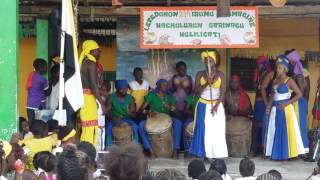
[225,75,252,117]
[105,80,139,147]
[138,79,182,158]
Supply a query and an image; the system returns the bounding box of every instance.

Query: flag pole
[58,0,66,126]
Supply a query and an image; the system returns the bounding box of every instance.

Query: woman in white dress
[189,50,228,158]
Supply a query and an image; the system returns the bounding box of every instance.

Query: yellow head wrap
[1,140,12,159]
[201,51,217,64]
[62,129,76,142]
[79,40,99,67]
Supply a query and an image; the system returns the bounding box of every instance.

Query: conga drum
[226,115,252,157]
[145,113,173,158]
[112,122,133,146]
[185,121,194,149]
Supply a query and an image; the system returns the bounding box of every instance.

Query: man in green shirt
[138,79,182,158]
[105,80,139,147]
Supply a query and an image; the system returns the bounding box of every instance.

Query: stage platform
[148,157,316,179]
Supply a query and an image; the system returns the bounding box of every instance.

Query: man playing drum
[189,50,228,159]
[105,80,139,147]
[138,79,182,158]
[225,75,252,117]
[225,74,253,157]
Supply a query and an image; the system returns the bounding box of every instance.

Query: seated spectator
[53,126,76,155]
[256,173,279,180]
[58,126,76,146]
[154,169,186,180]
[18,117,33,145]
[33,151,56,180]
[236,158,256,180]
[268,170,282,180]
[57,144,88,180]
[105,143,146,180]
[188,159,206,180]
[23,120,55,169]
[77,141,97,179]
[198,170,223,180]
[0,140,16,180]
[210,159,232,180]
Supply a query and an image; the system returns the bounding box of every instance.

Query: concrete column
[36,19,49,61]
[0,0,19,140]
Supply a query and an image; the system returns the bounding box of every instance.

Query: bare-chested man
[79,40,106,146]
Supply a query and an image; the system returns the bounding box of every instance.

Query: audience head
[58,126,76,144]
[31,120,48,138]
[198,170,223,180]
[210,159,227,176]
[188,159,206,179]
[106,143,146,180]
[239,158,255,177]
[176,61,187,76]
[256,173,280,180]
[19,117,29,135]
[0,140,16,173]
[57,144,88,180]
[77,141,97,168]
[268,169,282,180]
[155,79,168,93]
[33,151,56,173]
[133,67,143,81]
[115,80,129,96]
[154,169,186,180]
[47,119,59,133]
[33,58,48,74]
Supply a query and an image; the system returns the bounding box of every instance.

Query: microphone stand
[206,50,214,115]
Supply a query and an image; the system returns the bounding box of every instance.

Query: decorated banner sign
[140,6,259,49]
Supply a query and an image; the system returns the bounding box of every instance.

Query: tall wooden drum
[226,115,252,157]
[112,122,133,146]
[145,113,173,158]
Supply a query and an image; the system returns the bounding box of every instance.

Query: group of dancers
[76,40,319,160]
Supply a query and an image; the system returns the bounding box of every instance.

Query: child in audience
[188,159,206,180]
[57,145,88,180]
[198,170,223,180]
[210,159,232,180]
[26,58,51,123]
[268,169,282,180]
[236,158,256,180]
[77,141,98,179]
[23,120,55,167]
[53,126,76,155]
[18,117,33,145]
[33,151,57,180]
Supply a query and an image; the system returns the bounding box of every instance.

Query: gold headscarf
[1,140,12,159]
[201,51,217,63]
[79,40,99,67]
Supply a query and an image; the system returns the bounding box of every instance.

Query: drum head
[145,113,172,134]
[112,122,133,139]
